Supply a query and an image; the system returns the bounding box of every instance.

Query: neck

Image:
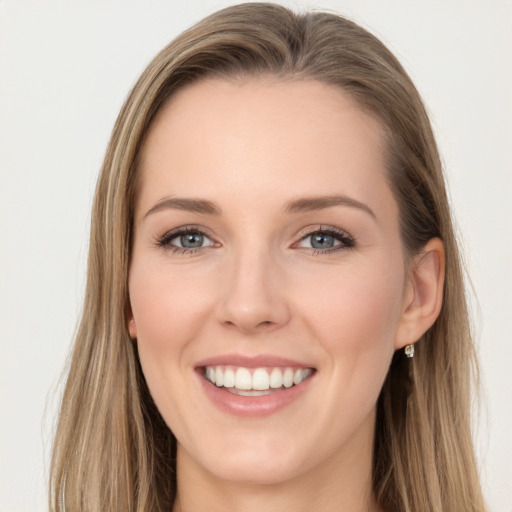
[173,478,380,512]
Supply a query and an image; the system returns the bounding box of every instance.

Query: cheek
[129,262,215,350]
[304,259,402,328]
[296,259,404,386]
[128,261,220,431]
[128,260,218,400]
[295,264,404,450]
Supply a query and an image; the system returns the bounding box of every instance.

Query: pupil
[311,233,334,249]
[180,233,203,248]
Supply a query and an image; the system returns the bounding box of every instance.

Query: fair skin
[128,78,444,512]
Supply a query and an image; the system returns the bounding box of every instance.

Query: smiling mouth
[202,365,314,396]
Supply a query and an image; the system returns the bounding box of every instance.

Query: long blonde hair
[50,3,486,511]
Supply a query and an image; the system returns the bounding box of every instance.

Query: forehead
[136,78,395,219]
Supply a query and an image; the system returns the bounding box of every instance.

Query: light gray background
[1,1,511,511]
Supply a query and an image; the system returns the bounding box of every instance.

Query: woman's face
[129,78,412,485]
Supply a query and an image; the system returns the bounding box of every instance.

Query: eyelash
[156,225,356,256]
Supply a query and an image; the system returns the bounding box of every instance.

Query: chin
[206,453,306,485]
[179,433,313,486]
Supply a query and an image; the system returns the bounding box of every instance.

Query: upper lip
[195,354,314,369]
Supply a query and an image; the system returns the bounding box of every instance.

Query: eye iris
[180,232,204,248]
[311,233,335,249]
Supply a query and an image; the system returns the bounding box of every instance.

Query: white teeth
[215,366,224,387]
[269,368,283,388]
[205,366,215,383]
[283,368,294,388]
[252,369,270,390]
[223,368,235,388]
[235,368,252,390]
[204,365,313,391]
[228,389,272,397]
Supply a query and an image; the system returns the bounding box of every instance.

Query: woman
[49,3,487,511]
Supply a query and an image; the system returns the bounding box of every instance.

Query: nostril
[222,319,275,333]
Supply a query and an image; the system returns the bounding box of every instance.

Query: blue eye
[309,232,337,249]
[158,228,214,252]
[297,228,354,252]
[178,232,206,248]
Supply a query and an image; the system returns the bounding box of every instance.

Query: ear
[128,310,137,339]
[395,238,445,350]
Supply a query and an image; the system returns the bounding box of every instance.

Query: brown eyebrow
[283,195,376,219]
[143,194,375,220]
[144,197,222,218]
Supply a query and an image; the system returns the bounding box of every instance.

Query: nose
[216,247,291,335]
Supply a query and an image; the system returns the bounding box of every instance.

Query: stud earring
[404,344,415,358]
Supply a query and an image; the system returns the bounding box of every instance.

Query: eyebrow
[144,197,222,218]
[143,194,376,220]
[283,195,376,219]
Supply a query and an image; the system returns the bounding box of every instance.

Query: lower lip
[198,372,315,417]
